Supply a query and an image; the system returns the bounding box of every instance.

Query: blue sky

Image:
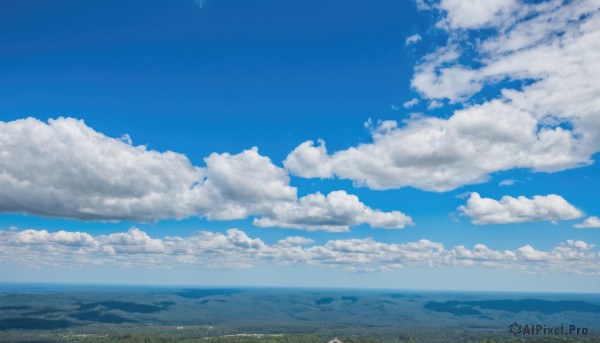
[1,0,600,292]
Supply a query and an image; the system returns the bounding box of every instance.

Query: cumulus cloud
[283,139,332,179]
[99,227,166,254]
[1,227,598,274]
[253,190,413,232]
[0,118,409,231]
[201,147,297,220]
[0,117,205,222]
[458,193,584,225]
[574,216,600,229]
[207,149,412,230]
[287,99,588,191]
[286,1,600,192]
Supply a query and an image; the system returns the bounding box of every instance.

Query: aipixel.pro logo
[509,322,589,336]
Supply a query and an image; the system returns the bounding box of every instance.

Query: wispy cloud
[194,0,207,9]
[403,98,419,108]
[499,179,518,186]
[427,100,443,110]
[405,34,422,45]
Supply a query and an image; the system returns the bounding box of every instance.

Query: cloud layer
[458,193,584,225]
[1,227,598,274]
[285,0,600,192]
[0,118,410,230]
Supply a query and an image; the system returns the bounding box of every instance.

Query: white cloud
[499,179,517,187]
[0,118,409,231]
[403,98,420,108]
[427,100,443,110]
[411,45,482,102]
[458,192,584,225]
[276,236,315,247]
[413,66,482,102]
[287,99,588,191]
[201,147,297,220]
[99,227,166,254]
[405,34,422,45]
[286,1,600,192]
[437,0,519,29]
[365,118,398,135]
[253,190,413,232]
[414,1,600,145]
[0,117,205,222]
[574,216,600,229]
[282,139,332,179]
[2,226,599,274]
[12,229,97,247]
[415,0,435,11]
